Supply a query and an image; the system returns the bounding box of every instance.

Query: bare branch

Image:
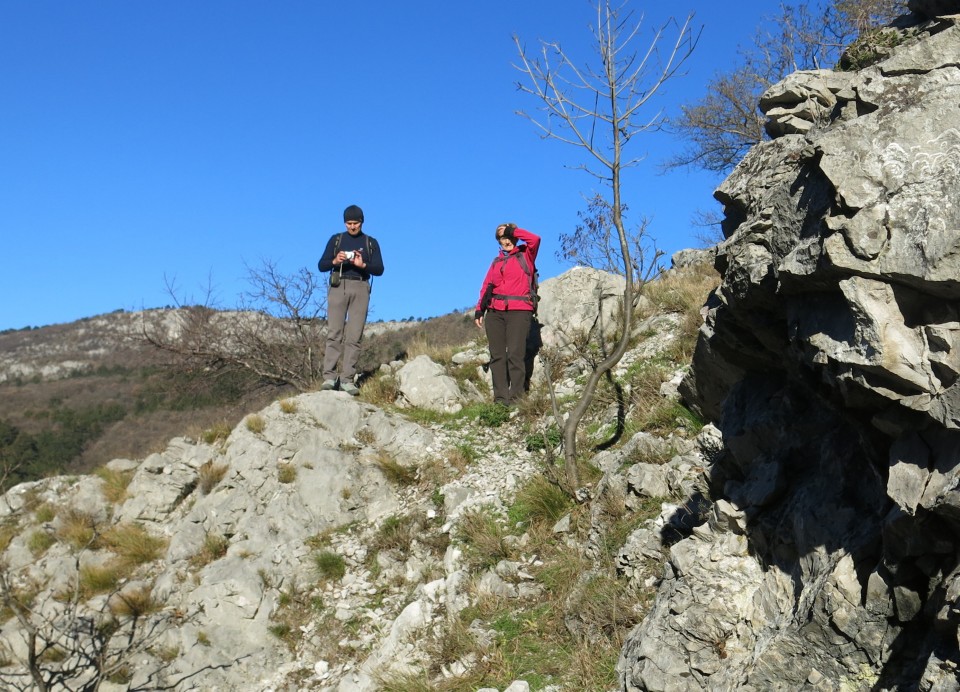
[515,4,697,176]
[142,260,328,392]
[666,0,907,174]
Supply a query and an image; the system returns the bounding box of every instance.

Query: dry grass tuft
[190,532,229,569]
[370,514,421,556]
[198,460,229,494]
[642,261,719,316]
[200,421,232,445]
[56,509,101,550]
[447,443,478,471]
[101,522,168,569]
[95,467,134,504]
[277,462,297,484]
[34,502,57,523]
[78,563,123,599]
[375,452,417,486]
[0,519,21,554]
[402,335,459,365]
[245,414,266,434]
[109,584,162,618]
[508,475,574,528]
[359,375,399,407]
[279,398,298,414]
[417,457,456,490]
[455,507,514,571]
[641,261,719,363]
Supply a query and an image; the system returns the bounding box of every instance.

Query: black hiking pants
[484,309,533,405]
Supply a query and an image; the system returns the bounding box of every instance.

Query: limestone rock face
[537,266,626,351]
[624,9,960,692]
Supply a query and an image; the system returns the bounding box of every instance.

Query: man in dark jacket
[317,204,384,395]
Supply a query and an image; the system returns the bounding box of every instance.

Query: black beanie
[343,205,364,223]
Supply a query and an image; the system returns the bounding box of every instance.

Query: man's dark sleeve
[365,237,384,277]
[318,235,338,273]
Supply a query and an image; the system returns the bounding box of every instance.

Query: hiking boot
[320,379,337,391]
[341,382,360,396]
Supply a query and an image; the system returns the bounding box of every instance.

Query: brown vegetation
[0,308,474,488]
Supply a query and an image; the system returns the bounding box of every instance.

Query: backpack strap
[332,234,376,287]
[492,250,539,312]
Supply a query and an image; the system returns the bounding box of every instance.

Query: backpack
[492,250,539,314]
[330,233,376,287]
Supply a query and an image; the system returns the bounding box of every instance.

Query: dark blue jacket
[318,231,384,281]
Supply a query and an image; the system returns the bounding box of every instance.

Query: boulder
[397,354,464,413]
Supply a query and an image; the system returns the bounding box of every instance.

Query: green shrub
[476,403,511,428]
[28,530,56,556]
[0,403,127,489]
[525,426,562,452]
[840,27,904,71]
[508,475,573,527]
[314,550,346,582]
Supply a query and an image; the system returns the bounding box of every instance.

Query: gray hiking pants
[323,279,370,383]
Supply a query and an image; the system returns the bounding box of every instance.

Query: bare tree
[142,260,327,392]
[557,194,660,308]
[666,0,906,174]
[665,63,768,173]
[514,0,698,491]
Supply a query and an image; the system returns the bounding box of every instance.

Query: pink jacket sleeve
[476,260,498,312]
[513,228,540,263]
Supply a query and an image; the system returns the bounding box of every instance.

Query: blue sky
[1,0,778,330]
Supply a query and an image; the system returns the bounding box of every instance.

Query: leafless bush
[142,260,327,392]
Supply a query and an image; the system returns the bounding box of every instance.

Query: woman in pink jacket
[474,223,540,406]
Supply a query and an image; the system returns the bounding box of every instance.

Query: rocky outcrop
[0,393,438,690]
[622,5,960,691]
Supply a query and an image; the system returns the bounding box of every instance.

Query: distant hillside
[0,308,475,485]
